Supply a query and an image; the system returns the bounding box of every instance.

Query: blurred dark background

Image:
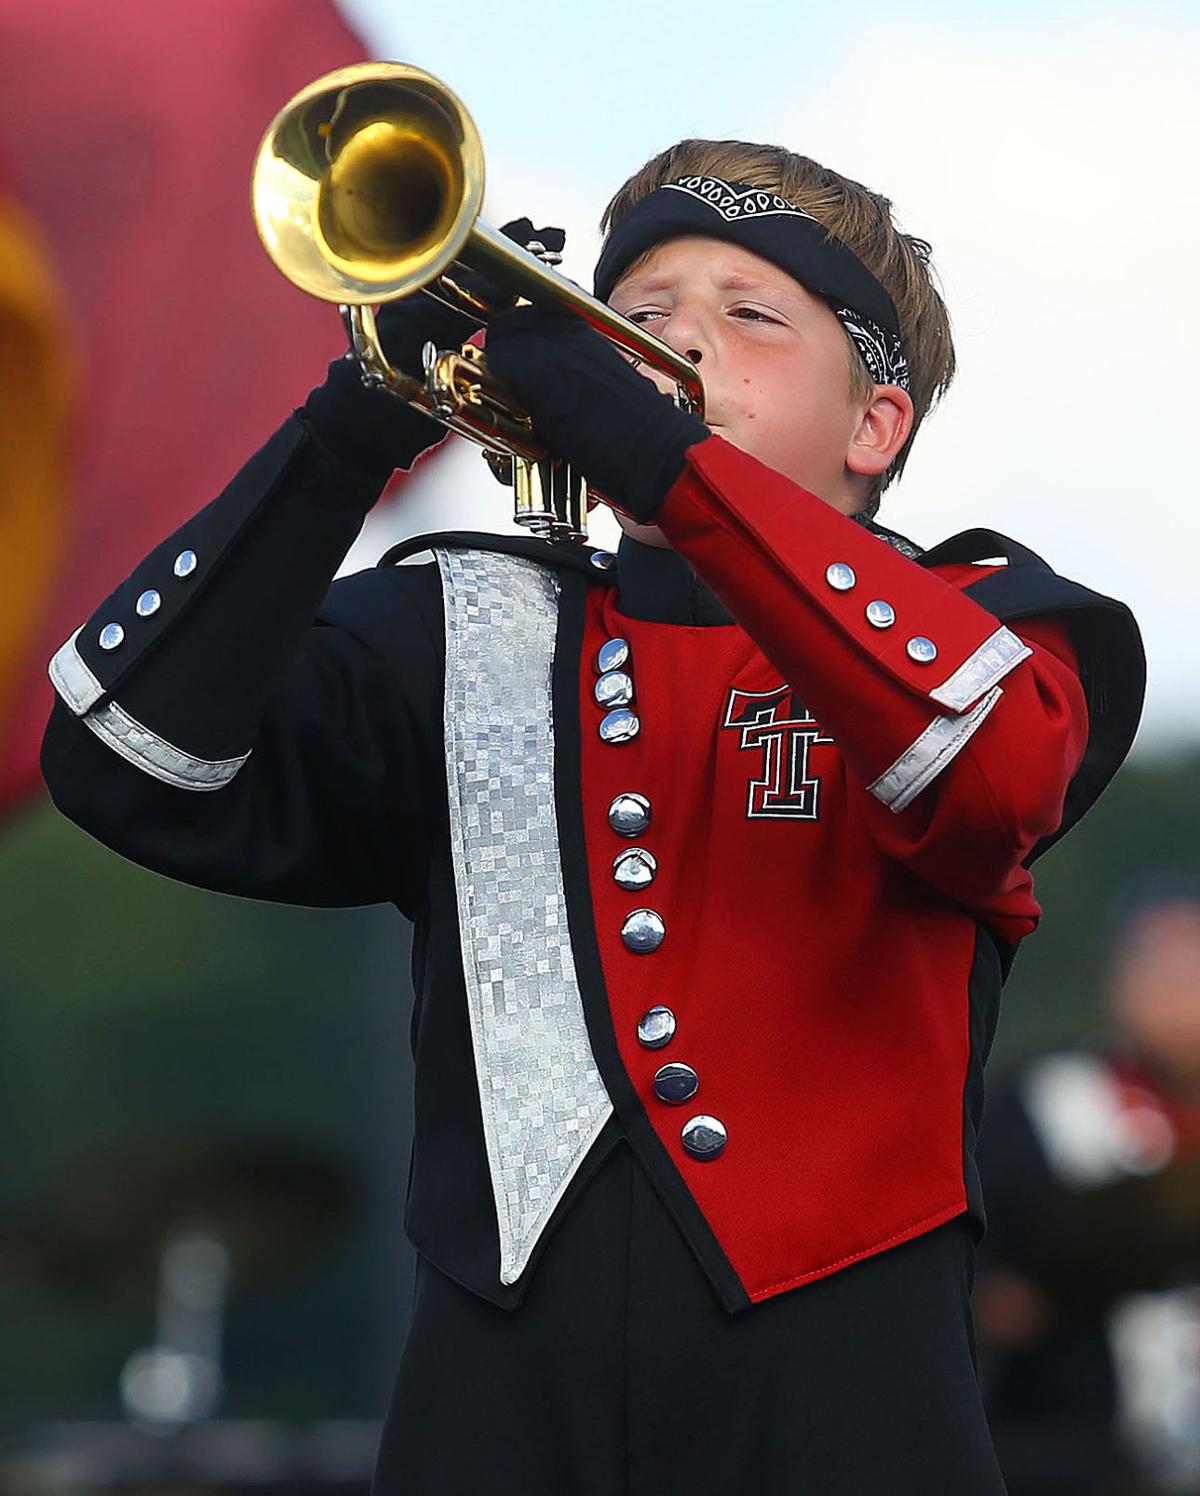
[0,795,414,1491]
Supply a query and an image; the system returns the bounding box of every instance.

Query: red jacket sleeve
[656,434,1089,905]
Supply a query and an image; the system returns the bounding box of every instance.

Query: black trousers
[373,1139,1007,1494]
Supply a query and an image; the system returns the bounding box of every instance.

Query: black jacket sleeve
[40,412,445,918]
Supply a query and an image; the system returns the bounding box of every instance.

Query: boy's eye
[622,305,784,326]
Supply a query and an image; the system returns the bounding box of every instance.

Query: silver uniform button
[637,1005,676,1049]
[907,635,938,664]
[599,708,640,744]
[98,622,125,651]
[621,908,665,953]
[596,637,630,674]
[135,589,162,618]
[865,599,896,629]
[613,845,657,890]
[825,562,856,592]
[595,670,634,709]
[682,1115,727,1160]
[590,550,616,571]
[608,792,651,837]
[173,549,198,579]
[654,1062,699,1105]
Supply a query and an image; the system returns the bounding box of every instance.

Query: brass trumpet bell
[253,63,483,305]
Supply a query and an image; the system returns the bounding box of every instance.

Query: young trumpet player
[42,143,1143,1491]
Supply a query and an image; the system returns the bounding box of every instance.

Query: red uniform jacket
[40,418,1144,1311]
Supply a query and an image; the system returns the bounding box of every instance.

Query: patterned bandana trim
[436,547,614,1287]
[663,176,822,223]
[832,306,910,392]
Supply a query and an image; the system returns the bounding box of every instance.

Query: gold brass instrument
[252,62,705,541]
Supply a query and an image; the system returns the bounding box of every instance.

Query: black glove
[484,302,709,524]
[302,219,567,482]
[301,298,471,481]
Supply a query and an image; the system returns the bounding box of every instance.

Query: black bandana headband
[593,176,910,391]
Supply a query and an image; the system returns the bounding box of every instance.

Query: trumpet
[251,62,705,541]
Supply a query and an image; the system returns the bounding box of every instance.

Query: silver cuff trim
[929,626,1031,712]
[80,700,249,791]
[871,686,1003,813]
[48,628,105,714]
[437,548,613,1287]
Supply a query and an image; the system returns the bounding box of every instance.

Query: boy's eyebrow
[717,271,790,293]
[612,271,674,294]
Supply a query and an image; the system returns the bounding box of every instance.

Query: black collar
[615,534,735,626]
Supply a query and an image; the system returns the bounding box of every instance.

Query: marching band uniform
[40,187,1144,1490]
[40,408,1142,1489]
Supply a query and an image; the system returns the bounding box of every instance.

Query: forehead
[611,234,814,303]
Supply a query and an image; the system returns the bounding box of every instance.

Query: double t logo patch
[722,686,834,820]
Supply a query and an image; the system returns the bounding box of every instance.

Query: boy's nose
[664,315,712,368]
[662,324,707,364]
[657,306,713,366]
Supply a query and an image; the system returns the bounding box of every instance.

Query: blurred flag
[0,144,74,786]
[0,0,393,818]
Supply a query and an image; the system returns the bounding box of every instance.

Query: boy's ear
[845,386,914,478]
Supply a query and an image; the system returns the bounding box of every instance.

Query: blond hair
[600,141,955,515]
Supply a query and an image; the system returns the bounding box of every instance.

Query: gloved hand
[484,302,709,524]
[302,219,566,481]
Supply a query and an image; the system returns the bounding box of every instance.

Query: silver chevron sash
[436,548,613,1285]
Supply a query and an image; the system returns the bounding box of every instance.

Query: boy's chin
[614,513,674,550]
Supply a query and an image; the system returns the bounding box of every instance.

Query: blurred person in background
[977,876,1200,1495]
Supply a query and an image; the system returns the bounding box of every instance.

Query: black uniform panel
[42,563,446,917]
[376,1140,1007,1495]
[40,412,451,919]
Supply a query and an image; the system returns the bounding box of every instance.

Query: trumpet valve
[483,450,515,486]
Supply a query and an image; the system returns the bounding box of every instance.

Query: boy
[41,141,1144,1492]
